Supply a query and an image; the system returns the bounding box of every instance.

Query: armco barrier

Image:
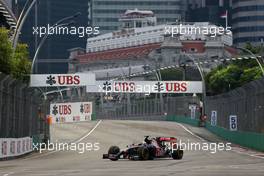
[205,122,264,152]
[166,115,200,127]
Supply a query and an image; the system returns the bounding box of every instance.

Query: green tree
[239,67,262,85]
[12,44,31,82]
[207,65,243,94]
[206,43,263,95]
[244,42,262,54]
[0,28,13,74]
[0,28,31,82]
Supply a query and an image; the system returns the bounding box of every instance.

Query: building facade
[91,0,182,34]
[232,0,264,46]
[0,0,16,30]
[70,14,234,80]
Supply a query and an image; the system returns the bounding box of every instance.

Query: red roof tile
[76,43,161,63]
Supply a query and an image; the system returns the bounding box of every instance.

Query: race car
[103,136,183,161]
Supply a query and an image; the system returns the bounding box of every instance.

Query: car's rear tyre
[137,147,150,160]
[108,146,120,161]
[172,149,183,160]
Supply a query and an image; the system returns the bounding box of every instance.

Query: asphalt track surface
[0,120,264,176]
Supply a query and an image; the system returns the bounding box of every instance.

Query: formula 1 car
[103,136,183,161]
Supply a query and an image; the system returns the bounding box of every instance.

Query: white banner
[30,73,95,87]
[0,137,32,159]
[50,102,92,123]
[86,81,203,94]
[229,115,238,131]
[211,111,217,126]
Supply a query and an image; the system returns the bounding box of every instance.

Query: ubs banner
[50,102,92,123]
[0,137,32,159]
[86,81,203,94]
[30,73,95,87]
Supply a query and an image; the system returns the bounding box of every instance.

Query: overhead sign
[50,102,92,123]
[211,111,217,126]
[86,81,203,94]
[30,73,95,87]
[229,115,238,131]
[0,137,32,159]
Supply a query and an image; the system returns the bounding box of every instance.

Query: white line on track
[23,120,102,160]
[2,173,14,176]
[73,120,102,143]
[177,122,264,159]
[176,122,205,141]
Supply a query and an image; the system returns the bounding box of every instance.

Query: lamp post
[31,12,81,73]
[30,21,75,101]
[30,13,80,101]
[236,46,264,76]
[183,54,206,119]
[13,0,37,49]
[31,21,75,73]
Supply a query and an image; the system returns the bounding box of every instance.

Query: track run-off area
[0,120,263,176]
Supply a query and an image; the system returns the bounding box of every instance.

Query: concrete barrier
[0,137,33,160]
[205,122,264,152]
[166,115,264,152]
[166,115,200,127]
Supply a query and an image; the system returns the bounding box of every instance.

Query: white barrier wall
[0,137,33,159]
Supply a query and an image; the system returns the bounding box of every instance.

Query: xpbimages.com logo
[165,24,232,38]
[33,24,100,38]
[33,141,100,154]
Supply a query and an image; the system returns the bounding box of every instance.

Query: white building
[69,9,235,79]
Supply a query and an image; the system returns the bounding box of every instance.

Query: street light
[183,54,206,118]
[236,46,264,76]
[31,19,73,100]
[31,12,81,73]
[13,0,37,48]
[31,21,75,73]
[36,87,47,100]
[30,13,80,102]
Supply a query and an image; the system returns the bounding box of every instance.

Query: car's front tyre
[108,146,120,161]
[137,147,150,160]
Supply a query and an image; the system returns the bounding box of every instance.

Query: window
[136,22,142,28]
[148,39,152,43]
[190,48,197,53]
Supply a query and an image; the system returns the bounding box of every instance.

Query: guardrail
[0,73,49,159]
[96,96,200,120]
[205,77,264,133]
[0,137,33,160]
[166,78,264,151]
